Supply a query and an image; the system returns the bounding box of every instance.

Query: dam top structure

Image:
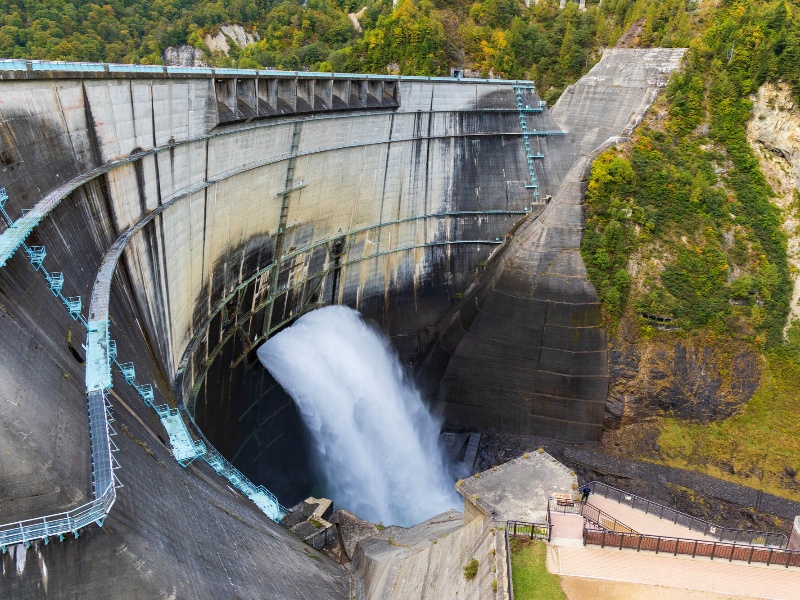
[0,57,533,84]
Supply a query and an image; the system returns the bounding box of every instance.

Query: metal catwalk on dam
[0,49,683,598]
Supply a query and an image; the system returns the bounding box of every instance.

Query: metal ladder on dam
[513,85,566,203]
[0,188,286,552]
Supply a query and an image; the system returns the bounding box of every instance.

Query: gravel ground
[559,577,759,600]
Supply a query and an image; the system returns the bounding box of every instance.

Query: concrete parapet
[284,497,337,550]
[352,509,502,600]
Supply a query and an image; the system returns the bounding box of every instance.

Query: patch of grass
[509,538,565,600]
[656,352,800,499]
[375,521,385,532]
[463,558,479,580]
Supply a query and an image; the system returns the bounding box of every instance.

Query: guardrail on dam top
[0,58,542,124]
[0,59,552,554]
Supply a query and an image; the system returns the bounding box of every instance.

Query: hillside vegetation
[582,0,800,498]
[0,0,692,101]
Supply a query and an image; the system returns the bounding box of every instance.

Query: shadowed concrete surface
[428,47,685,441]
[0,49,683,598]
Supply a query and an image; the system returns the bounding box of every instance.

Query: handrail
[547,497,637,534]
[506,520,551,600]
[583,524,800,568]
[587,481,788,547]
[0,58,536,86]
[581,502,637,534]
[0,483,115,549]
[0,195,120,551]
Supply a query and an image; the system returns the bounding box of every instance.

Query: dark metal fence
[588,481,787,547]
[506,520,552,600]
[584,526,800,568]
[547,496,637,533]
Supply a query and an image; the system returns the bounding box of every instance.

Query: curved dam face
[0,65,575,596]
[0,49,684,597]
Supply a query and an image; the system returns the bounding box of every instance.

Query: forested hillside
[582,0,800,499]
[0,0,692,101]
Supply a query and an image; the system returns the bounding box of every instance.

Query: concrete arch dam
[0,48,683,598]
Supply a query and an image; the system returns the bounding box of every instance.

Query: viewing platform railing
[547,497,637,534]
[587,481,788,547]
[584,525,800,568]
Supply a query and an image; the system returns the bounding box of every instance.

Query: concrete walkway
[548,544,800,600]
[588,495,719,540]
[550,512,585,547]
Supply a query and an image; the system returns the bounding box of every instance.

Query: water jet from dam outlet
[257,306,460,526]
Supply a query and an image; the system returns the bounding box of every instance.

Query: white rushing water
[257,305,459,526]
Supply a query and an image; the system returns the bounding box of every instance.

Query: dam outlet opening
[258,305,460,526]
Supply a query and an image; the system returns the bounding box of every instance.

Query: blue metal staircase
[0,187,287,551]
[513,86,566,203]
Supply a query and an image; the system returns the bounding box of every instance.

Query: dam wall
[422,48,686,441]
[0,63,574,597]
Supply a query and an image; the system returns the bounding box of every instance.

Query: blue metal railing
[0,185,286,550]
[31,60,104,72]
[0,192,120,552]
[0,58,536,87]
[0,482,116,551]
[512,86,566,202]
[0,58,26,71]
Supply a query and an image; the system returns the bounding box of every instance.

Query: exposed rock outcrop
[747,82,800,330]
[204,24,258,55]
[347,7,367,32]
[605,319,761,428]
[162,44,207,67]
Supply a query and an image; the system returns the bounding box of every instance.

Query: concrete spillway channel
[0,49,683,598]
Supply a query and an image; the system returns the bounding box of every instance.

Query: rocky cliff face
[600,83,800,432]
[747,82,800,330]
[162,44,207,67]
[605,319,761,428]
[204,24,258,55]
